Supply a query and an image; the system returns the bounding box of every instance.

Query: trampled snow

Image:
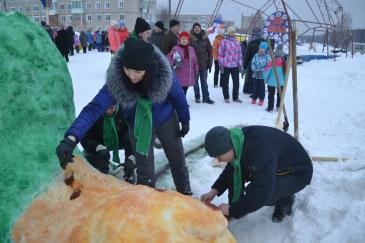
[67,46,365,243]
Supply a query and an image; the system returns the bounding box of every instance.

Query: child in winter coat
[167,32,199,96]
[251,41,270,106]
[212,28,225,87]
[74,34,81,53]
[263,46,286,112]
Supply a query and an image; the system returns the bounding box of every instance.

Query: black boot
[272,195,294,223]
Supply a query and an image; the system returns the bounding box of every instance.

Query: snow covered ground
[67,47,365,243]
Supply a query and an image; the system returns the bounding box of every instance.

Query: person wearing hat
[201,125,313,222]
[251,41,271,106]
[218,26,243,103]
[108,20,122,54]
[56,37,192,195]
[212,27,225,88]
[132,17,152,42]
[243,28,266,95]
[263,45,286,112]
[119,20,129,45]
[190,22,214,104]
[161,19,181,55]
[167,31,199,96]
[150,20,166,51]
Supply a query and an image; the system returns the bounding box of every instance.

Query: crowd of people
[54,16,312,224]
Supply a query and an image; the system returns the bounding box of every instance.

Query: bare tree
[336,12,353,49]
[156,4,170,28]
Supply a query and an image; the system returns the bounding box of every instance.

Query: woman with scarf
[201,125,312,222]
[218,26,243,103]
[167,32,199,96]
[56,38,192,195]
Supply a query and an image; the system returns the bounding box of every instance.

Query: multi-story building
[177,14,235,32]
[1,0,156,31]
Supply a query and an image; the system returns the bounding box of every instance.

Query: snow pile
[66,49,365,242]
[0,12,75,242]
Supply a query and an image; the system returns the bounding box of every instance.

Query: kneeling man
[201,125,313,222]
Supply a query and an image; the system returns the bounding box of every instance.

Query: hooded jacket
[189,29,212,70]
[65,47,190,141]
[218,36,243,68]
[263,57,286,87]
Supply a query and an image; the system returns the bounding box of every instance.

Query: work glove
[177,122,190,138]
[123,158,136,184]
[56,136,77,169]
[96,148,110,161]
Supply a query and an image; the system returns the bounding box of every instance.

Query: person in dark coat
[56,38,192,195]
[131,17,151,42]
[243,28,265,95]
[79,31,88,53]
[190,23,214,104]
[161,19,180,55]
[80,104,134,182]
[201,125,313,222]
[66,26,75,56]
[55,25,69,62]
[150,20,166,51]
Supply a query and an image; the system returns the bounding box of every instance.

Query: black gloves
[179,122,190,138]
[96,149,110,161]
[123,158,136,184]
[208,66,212,73]
[56,137,77,169]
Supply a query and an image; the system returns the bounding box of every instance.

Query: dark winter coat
[212,126,313,219]
[80,108,129,153]
[79,31,88,47]
[150,30,166,51]
[243,38,265,71]
[189,29,213,70]
[55,29,69,54]
[65,46,190,141]
[161,30,178,55]
[66,27,75,49]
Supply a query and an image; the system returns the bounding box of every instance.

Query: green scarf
[229,128,245,202]
[103,106,120,163]
[134,95,153,156]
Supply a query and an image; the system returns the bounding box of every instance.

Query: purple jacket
[167,45,199,87]
[218,36,243,68]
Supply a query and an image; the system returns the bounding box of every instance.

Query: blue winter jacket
[251,53,270,79]
[65,46,190,142]
[86,32,93,44]
[263,57,285,87]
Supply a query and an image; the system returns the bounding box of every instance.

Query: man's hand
[200,189,218,205]
[179,122,190,138]
[56,136,77,169]
[123,158,136,184]
[219,203,230,216]
[96,145,110,161]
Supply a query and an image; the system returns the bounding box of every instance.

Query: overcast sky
[157,0,365,30]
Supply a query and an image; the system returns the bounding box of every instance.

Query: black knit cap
[122,38,154,71]
[134,17,151,35]
[205,126,233,157]
[155,20,165,30]
[169,19,180,28]
[192,23,201,29]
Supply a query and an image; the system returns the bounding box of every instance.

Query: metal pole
[291,20,299,140]
[168,0,171,20]
[3,0,7,12]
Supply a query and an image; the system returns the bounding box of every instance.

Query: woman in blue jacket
[56,38,192,195]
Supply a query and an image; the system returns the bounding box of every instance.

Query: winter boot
[225,99,230,103]
[272,195,294,223]
[195,98,201,103]
[233,99,242,103]
[265,108,273,112]
[203,99,215,104]
[251,98,256,104]
[258,99,264,106]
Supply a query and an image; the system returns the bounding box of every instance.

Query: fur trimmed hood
[106,45,172,108]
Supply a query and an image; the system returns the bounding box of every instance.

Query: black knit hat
[155,20,165,30]
[205,126,233,157]
[122,38,154,71]
[192,23,201,29]
[134,17,151,35]
[169,19,180,28]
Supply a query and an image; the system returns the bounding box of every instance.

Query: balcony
[49,9,57,15]
[71,8,84,14]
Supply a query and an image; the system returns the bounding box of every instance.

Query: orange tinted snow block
[12,157,236,243]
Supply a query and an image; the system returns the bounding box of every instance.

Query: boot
[272,195,294,223]
[251,98,256,104]
[258,99,264,106]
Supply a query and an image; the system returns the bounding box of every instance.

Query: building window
[33,5,39,12]
[105,15,110,21]
[118,0,124,8]
[10,7,16,12]
[34,16,40,22]
[105,1,110,9]
[73,14,81,21]
[119,15,124,20]
[68,3,72,9]
[60,16,66,23]
[96,15,102,21]
[18,6,22,12]
[72,2,81,9]
[60,4,64,10]
[68,15,72,22]
[26,7,30,12]
[95,1,101,9]
[87,15,92,22]
[86,2,91,9]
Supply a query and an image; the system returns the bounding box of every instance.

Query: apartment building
[177,14,235,32]
[1,0,157,31]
